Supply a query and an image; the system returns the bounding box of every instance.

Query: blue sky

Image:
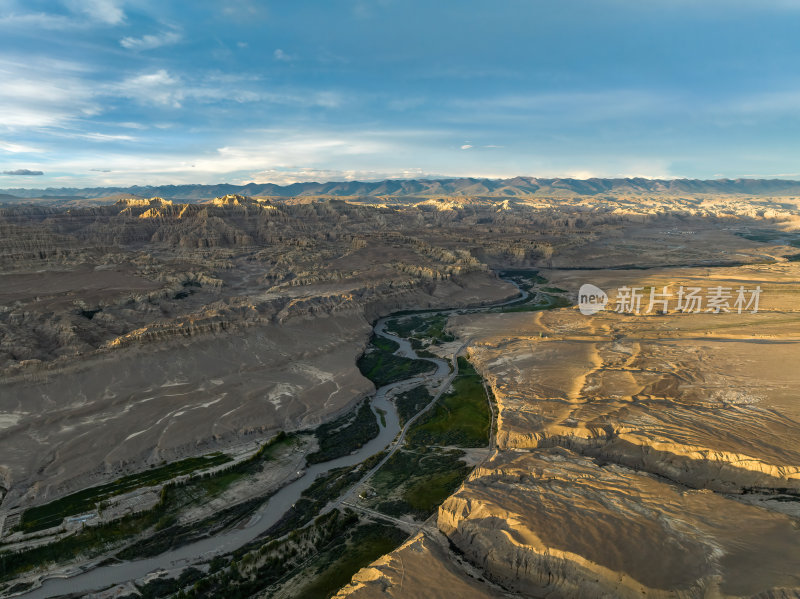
[1,0,800,187]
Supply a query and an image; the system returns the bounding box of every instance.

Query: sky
[1,0,800,188]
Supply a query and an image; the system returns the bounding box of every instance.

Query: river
[20,278,527,598]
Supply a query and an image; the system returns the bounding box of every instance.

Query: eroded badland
[2,179,800,598]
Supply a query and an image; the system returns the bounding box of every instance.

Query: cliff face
[0,312,373,507]
[0,196,526,507]
[337,255,800,599]
[438,449,800,599]
[435,264,800,598]
[460,267,800,496]
[332,531,502,599]
[0,197,517,375]
[0,271,513,508]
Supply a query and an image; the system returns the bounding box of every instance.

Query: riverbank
[7,272,546,598]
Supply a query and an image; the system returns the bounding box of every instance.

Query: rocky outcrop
[438,449,800,599]
[0,193,523,507]
[425,264,800,597]
[5,194,800,596]
[333,531,504,599]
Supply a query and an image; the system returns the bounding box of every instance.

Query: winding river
[20,278,528,598]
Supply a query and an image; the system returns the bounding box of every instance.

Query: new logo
[578,284,608,316]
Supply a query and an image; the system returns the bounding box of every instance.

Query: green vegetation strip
[118,567,204,599]
[293,522,407,599]
[1,488,172,582]
[386,313,455,345]
[176,510,405,599]
[488,270,572,313]
[357,334,434,387]
[115,432,298,561]
[360,357,491,521]
[18,453,233,534]
[736,230,800,246]
[0,433,294,582]
[500,269,547,285]
[168,280,559,594]
[394,385,432,426]
[180,510,358,598]
[306,401,379,465]
[266,451,387,540]
[406,356,491,448]
[370,448,470,518]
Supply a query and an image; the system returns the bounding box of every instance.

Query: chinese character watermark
[579,284,762,315]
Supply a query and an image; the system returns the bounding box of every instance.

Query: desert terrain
[335,196,800,598]
[1,180,800,597]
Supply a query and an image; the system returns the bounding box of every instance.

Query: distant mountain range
[3,177,800,202]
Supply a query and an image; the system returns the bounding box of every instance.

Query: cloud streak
[2,168,43,175]
[0,57,98,129]
[0,11,81,30]
[120,29,181,51]
[112,69,183,107]
[0,140,42,153]
[66,0,125,25]
[1,1,799,185]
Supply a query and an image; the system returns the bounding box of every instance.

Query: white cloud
[299,91,342,109]
[247,167,438,186]
[213,133,388,170]
[80,132,137,142]
[460,144,472,150]
[199,87,343,109]
[0,1,126,29]
[0,140,43,153]
[0,11,80,30]
[4,125,681,188]
[120,29,181,51]
[65,0,124,25]
[741,172,800,178]
[273,48,294,62]
[107,69,344,109]
[1,51,346,140]
[112,69,183,107]
[25,130,414,186]
[115,121,148,129]
[0,57,98,129]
